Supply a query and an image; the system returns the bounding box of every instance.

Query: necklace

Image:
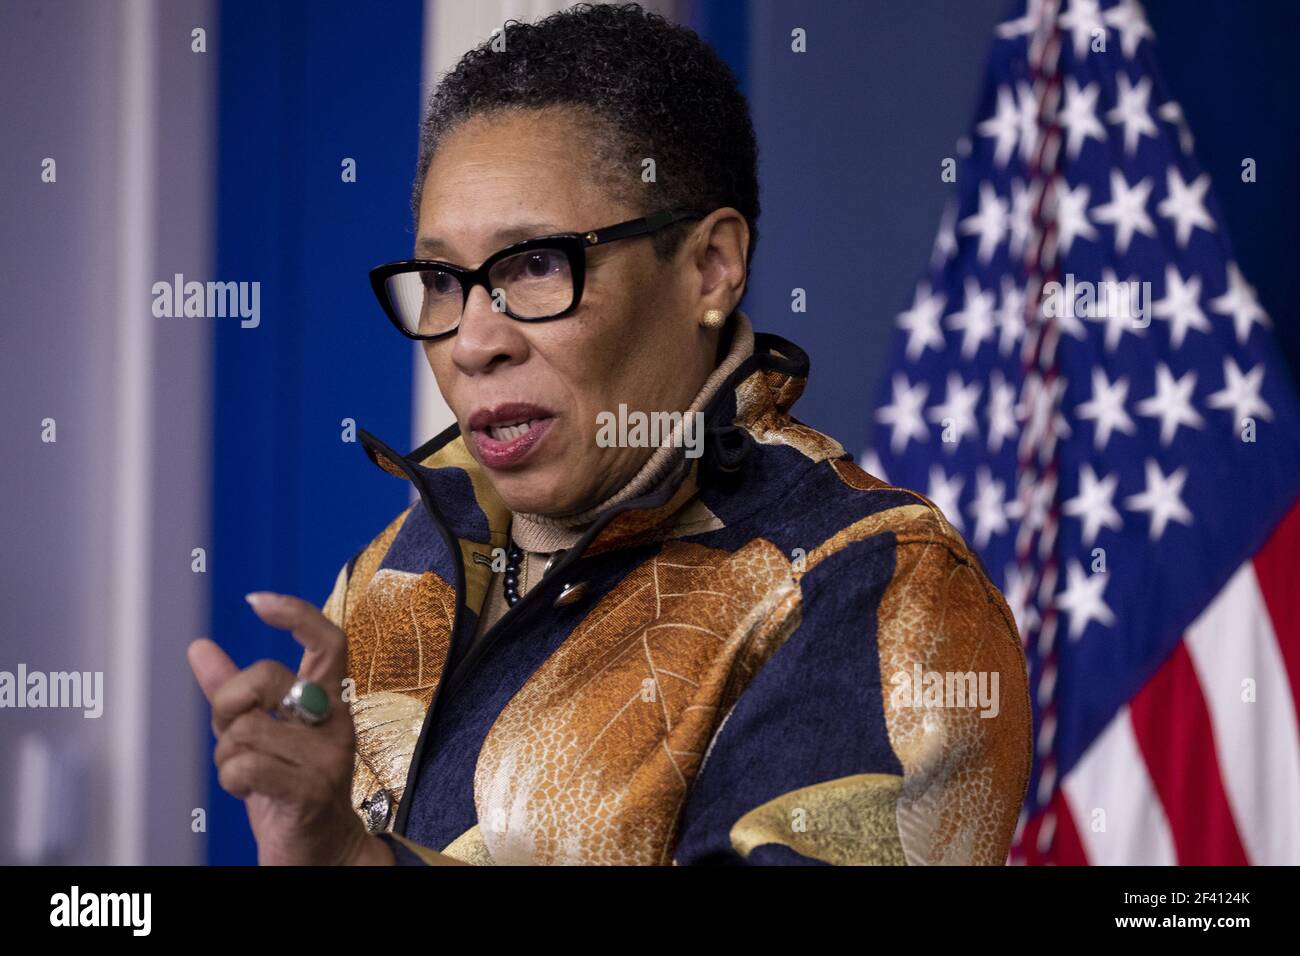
[503,536,568,608]
[503,539,525,607]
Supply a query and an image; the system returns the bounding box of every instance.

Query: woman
[188,2,1031,866]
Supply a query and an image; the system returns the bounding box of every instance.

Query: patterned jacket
[323,331,1032,865]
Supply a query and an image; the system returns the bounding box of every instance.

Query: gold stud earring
[701,308,726,329]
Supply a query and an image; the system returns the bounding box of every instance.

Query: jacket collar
[357,329,816,558]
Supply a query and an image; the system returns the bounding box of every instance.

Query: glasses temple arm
[585,210,701,246]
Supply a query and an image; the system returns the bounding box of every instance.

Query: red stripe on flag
[1129,642,1249,864]
[1251,497,1300,728]
[1020,789,1089,865]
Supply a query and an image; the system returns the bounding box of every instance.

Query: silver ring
[280,679,331,726]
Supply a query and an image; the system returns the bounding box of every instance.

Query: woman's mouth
[468,404,557,469]
[485,419,543,442]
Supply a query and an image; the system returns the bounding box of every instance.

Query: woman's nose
[450,285,528,375]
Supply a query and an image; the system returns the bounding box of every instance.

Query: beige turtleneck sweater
[471,311,756,641]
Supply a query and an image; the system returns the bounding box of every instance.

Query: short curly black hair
[412,2,759,268]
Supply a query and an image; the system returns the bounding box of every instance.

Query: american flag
[866,0,1300,865]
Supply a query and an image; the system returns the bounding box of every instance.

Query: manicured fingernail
[245,592,279,610]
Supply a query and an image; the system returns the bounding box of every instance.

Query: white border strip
[110,0,156,865]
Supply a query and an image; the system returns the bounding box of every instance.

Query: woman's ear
[688,207,749,317]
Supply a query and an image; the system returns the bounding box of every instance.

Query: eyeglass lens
[385,247,575,336]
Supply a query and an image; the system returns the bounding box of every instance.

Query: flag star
[1058,77,1107,159]
[968,466,1010,548]
[979,86,1023,168]
[1157,168,1216,247]
[1015,80,1041,163]
[1207,357,1273,424]
[1152,265,1209,349]
[1075,366,1137,451]
[960,181,1009,264]
[926,465,965,531]
[1085,268,1147,351]
[987,368,1020,453]
[1059,0,1106,60]
[997,0,1047,40]
[1136,362,1205,445]
[1055,181,1098,255]
[1053,278,1096,342]
[1008,470,1056,541]
[1106,74,1158,156]
[997,13,1035,39]
[1008,178,1037,260]
[1055,559,1115,639]
[930,200,959,268]
[875,373,930,454]
[997,275,1027,357]
[1003,563,1039,638]
[1103,0,1155,58]
[1062,464,1123,546]
[1091,169,1156,255]
[1016,373,1073,453]
[947,278,997,359]
[1125,458,1194,540]
[927,372,983,448]
[896,281,947,360]
[859,449,889,484]
[1210,262,1270,344]
[1158,100,1195,154]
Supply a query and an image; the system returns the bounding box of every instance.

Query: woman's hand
[187,592,393,866]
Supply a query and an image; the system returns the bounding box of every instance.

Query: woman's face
[416,108,745,516]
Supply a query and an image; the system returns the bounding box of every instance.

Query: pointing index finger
[245,592,348,690]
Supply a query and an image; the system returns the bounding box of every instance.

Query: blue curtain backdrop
[207,0,1299,864]
[208,0,422,864]
[739,0,1009,454]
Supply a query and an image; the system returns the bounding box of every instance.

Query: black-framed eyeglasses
[369,209,702,340]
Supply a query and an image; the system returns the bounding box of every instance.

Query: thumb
[188,637,239,706]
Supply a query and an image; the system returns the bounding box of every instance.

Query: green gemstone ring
[281,679,331,726]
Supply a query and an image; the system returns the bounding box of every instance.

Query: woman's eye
[522,251,563,278]
[422,270,458,295]
[506,251,564,280]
